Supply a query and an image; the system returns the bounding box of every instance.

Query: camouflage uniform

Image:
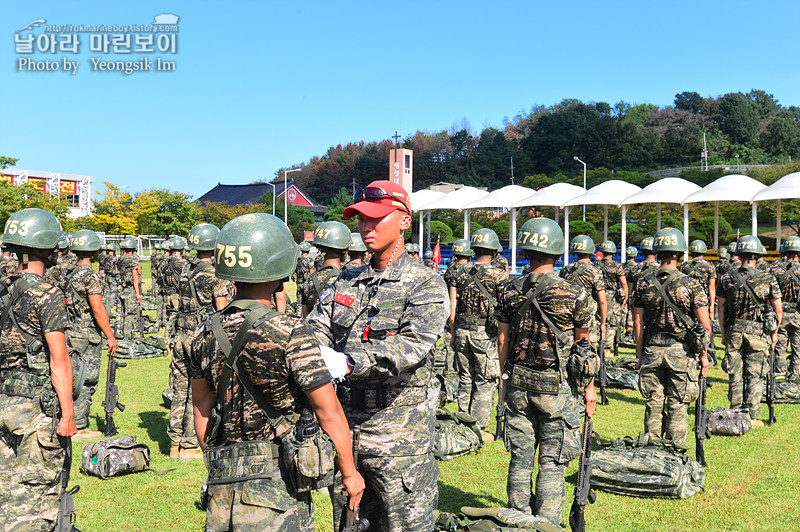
[342,260,364,271]
[0,254,18,277]
[719,265,781,419]
[423,258,436,270]
[596,257,626,345]
[452,263,508,428]
[496,272,591,526]
[0,273,70,530]
[170,260,230,451]
[307,252,449,532]
[191,306,331,532]
[492,254,509,273]
[621,259,639,334]
[560,261,605,346]
[162,254,188,344]
[57,251,77,268]
[150,250,165,304]
[116,254,141,339]
[313,254,324,271]
[300,264,340,312]
[772,261,800,377]
[293,255,314,286]
[63,264,105,429]
[681,257,718,363]
[632,269,708,445]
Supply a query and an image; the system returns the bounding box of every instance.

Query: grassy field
[72,276,800,531]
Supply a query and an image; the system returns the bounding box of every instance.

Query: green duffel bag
[592,433,705,499]
[436,507,562,532]
[434,409,483,461]
[762,378,800,403]
[605,357,640,390]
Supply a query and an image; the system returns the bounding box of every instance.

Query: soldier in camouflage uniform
[344,232,367,270]
[64,230,119,438]
[770,236,800,378]
[621,246,639,336]
[293,241,314,287]
[632,228,711,445]
[633,236,659,285]
[406,242,422,263]
[56,236,78,268]
[596,241,628,356]
[718,235,782,426]
[0,238,18,277]
[497,217,597,527]
[423,249,436,270]
[0,208,76,530]
[150,242,165,303]
[162,237,189,345]
[307,180,449,532]
[560,235,607,348]
[191,213,364,532]
[170,224,230,461]
[681,239,718,364]
[116,237,143,339]
[450,229,508,434]
[492,252,509,274]
[300,221,350,317]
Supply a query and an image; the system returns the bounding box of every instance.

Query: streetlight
[283,168,301,225]
[573,156,587,221]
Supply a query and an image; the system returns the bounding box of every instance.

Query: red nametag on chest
[333,293,354,307]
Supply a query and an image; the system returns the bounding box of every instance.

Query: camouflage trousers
[0,394,65,531]
[775,311,800,377]
[601,295,621,351]
[164,292,181,346]
[638,342,700,445]
[505,382,582,527]
[168,330,199,449]
[330,452,439,532]
[206,477,313,532]
[69,330,103,429]
[454,328,500,429]
[723,329,769,420]
[118,285,140,339]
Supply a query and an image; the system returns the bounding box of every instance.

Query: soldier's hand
[600,323,607,340]
[342,470,366,511]
[108,336,119,357]
[584,383,597,417]
[771,331,778,350]
[700,352,710,378]
[58,413,77,437]
[449,334,455,348]
[136,293,142,303]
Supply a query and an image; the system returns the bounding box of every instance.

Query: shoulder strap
[463,266,497,307]
[208,299,288,437]
[0,276,44,345]
[786,263,800,291]
[311,271,322,299]
[515,275,570,346]
[188,261,214,305]
[645,271,695,330]
[730,268,764,307]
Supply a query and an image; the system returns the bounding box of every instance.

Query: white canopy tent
[510,183,586,269]
[751,171,800,250]
[683,174,767,250]
[562,180,642,265]
[620,178,702,260]
[410,190,445,250]
[420,186,490,240]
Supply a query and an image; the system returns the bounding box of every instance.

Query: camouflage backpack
[605,356,640,390]
[115,336,168,359]
[435,507,562,532]
[591,432,705,499]
[706,407,751,436]
[761,378,800,403]
[434,409,483,460]
[80,435,164,479]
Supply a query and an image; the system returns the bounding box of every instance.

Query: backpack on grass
[81,435,170,479]
[706,407,751,436]
[434,409,483,460]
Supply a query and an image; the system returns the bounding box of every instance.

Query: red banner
[0,174,13,185]
[433,239,441,266]
[60,180,77,195]
[28,177,46,192]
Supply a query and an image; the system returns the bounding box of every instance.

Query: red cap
[343,180,412,220]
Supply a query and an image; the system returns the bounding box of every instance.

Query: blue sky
[2,1,799,198]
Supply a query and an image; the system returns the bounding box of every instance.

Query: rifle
[767,348,777,425]
[568,414,596,532]
[340,428,369,532]
[102,357,127,437]
[598,337,608,406]
[694,374,710,466]
[56,436,81,532]
[495,376,507,443]
[137,299,145,337]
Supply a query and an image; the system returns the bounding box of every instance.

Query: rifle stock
[102,357,126,437]
[495,377,507,444]
[568,414,595,532]
[767,349,777,425]
[694,374,709,466]
[56,436,81,532]
[340,428,369,532]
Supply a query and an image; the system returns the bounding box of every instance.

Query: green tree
[429,220,453,243]
[569,220,595,235]
[696,215,733,244]
[0,182,70,230]
[760,116,800,157]
[0,156,19,170]
[92,182,137,234]
[492,220,510,241]
[718,92,761,145]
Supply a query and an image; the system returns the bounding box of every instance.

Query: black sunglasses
[353,187,410,213]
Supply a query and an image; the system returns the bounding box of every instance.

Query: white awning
[462,184,537,209]
[420,186,490,211]
[620,177,701,205]
[410,190,445,211]
[561,180,642,207]
[682,174,766,204]
[509,182,586,208]
[751,172,800,201]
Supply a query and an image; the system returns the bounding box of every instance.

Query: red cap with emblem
[344,180,412,220]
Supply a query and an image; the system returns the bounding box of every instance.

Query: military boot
[170,445,181,460]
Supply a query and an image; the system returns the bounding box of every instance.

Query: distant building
[0,168,94,219]
[196,179,328,218]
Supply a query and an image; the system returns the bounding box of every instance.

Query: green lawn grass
[71,271,800,531]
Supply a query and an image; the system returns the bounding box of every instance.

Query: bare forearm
[191,379,214,449]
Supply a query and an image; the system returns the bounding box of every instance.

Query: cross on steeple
[392,131,401,149]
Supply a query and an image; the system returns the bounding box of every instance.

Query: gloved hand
[320,345,350,380]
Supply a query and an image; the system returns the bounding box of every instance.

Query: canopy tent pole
[418,211,424,248]
[564,207,570,267]
[554,206,559,224]
[657,203,662,230]
[621,206,627,265]
[751,202,758,236]
[510,207,517,274]
[777,199,782,251]
[603,205,608,241]
[714,202,719,250]
[426,212,432,250]
[464,210,470,239]
[683,204,690,261]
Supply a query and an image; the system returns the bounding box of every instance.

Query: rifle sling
[730,268,766,312]
[645,270,696,331]
[514,275,570,372]
[462,265,497,307]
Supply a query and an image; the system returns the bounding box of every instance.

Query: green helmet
[517,217,564,256]
[736,235,766,255]
[718,247,729,259]
[348,233,367,252]
[70,229,102,252]
[452,239,473,258]
[626,246,638,258]
[299,241,312,252]
[783,236,800,254]
[570,235,595,255]
[57,235,70,250]
[216,213,299,282]
[652,227,687,253]
[689,240,707,254]
[424,250,433,259]
[313,221,351,251]
[107,242,118,253]
[597,241,617,255]
[119,237,138,250]
[640,236,654,253]
[471,228,502,252]
[188,223,220,251]
[3,208,63,250]
[728,242,738,254]
[413,243,421,253]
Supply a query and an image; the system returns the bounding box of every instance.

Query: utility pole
[510,157,515,185]
[702,130,709,171]
[352,176,357,195]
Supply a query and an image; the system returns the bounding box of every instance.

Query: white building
[0,168,95,218]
